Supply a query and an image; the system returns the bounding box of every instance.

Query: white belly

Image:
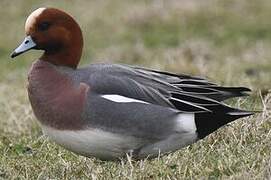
[42,126,143,160]
[41,112,198,160]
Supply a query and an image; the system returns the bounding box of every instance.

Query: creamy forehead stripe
[25,7,46,30]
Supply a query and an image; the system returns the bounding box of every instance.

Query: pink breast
[28,60,89,130]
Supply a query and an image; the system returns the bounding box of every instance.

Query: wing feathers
[83,64,252,115]
[133,67,253,113]
[169,97,211,112]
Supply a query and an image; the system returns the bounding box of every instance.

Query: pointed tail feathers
[205,87,251,101]
[176,85,251,101]
[195,109,254,139]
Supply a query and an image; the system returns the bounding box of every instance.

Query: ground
[0,0,270,179]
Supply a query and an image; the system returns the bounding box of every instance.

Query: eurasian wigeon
[11,7,253,160]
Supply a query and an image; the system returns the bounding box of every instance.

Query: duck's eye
[38,22,51,31]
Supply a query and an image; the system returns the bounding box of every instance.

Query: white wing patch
[175,113,196,132]
[101,95,149,104]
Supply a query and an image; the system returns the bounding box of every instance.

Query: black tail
[195,109,254,139]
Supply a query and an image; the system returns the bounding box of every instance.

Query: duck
[11,7,254,160]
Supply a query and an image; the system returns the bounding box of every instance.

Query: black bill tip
[11,51,21,58]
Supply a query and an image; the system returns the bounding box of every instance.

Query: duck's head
[11,7,83,69]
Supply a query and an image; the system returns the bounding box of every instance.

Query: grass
[0,0,270,179]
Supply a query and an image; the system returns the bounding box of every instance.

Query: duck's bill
[11,36,36,58]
